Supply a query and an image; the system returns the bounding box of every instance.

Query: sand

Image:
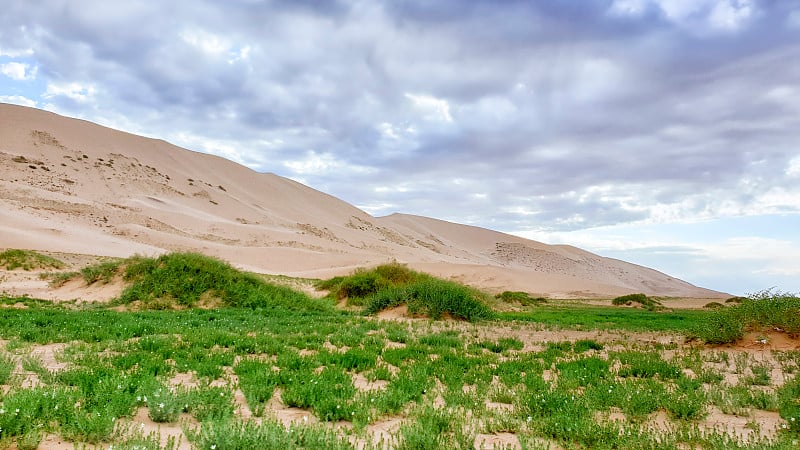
[0,103,726,299]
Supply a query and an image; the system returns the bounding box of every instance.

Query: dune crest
[0,103,724,298]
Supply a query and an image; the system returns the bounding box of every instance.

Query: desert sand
[0,103,725,298]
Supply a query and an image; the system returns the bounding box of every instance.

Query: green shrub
[778,376,800,433]
[365,277,494,321]
[108,252,327,311]
[495,291,547,306]
[612,293,661,311]
[0,249,64,271]
[316,262,420,305]
[693,291,800,344]
[81,260,123,284]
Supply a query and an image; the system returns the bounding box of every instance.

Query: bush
[495,291,546,306]
[320,263,494,322]
[85,252,331,311]
[612,293,661,311]
[693,290,800,344]
[364,277,494,322]
[316,262,419,305]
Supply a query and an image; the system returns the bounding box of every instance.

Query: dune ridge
[0,103,724,298]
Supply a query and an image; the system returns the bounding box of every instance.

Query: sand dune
[0,103,725,298]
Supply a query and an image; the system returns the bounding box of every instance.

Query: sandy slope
[0,103,725,298]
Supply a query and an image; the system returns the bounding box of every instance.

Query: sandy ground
[2,316,796,449]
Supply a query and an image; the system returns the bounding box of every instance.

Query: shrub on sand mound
[495,291,547,306]
[367,278,494,321]
[694,290,800,344]
[0,249,65,271]
[612,293,661,311]
[316,262,420,306]
[80,252,327,311]
[319,263,494,321]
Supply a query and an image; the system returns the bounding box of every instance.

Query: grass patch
[612,293,662,311]
[316,262,418,305]
[76,252,334,311]
[498,306,709,332]
[0,249,64,271]
[320,263,494,321]
[693,291,800,344]
[495,291,547,306]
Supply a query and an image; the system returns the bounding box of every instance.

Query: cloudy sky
[2,0,799,295]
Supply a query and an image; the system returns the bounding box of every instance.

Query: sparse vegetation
[1,254,799,448]
[0,249,64,271]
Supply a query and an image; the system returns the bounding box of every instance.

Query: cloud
[0,95,37,107]
[0,61,36,80]
[0,1,798,292]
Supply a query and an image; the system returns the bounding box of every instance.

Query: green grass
[0,278,798,448]
[498,305,710,332]
[495,291,547,306]
[72,252,334,311]
[319,263,494,321]
[0,249,64,271]
[612,293,662,311]
[693,291,800,344]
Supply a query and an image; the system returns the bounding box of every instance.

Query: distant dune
[0,103,725,298]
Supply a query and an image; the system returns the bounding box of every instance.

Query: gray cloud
[2,0,800,235]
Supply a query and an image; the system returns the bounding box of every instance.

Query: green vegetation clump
[319,263,494,321]
[612,293,662,311]
[0,249,64,271]
[495,290,547,306]
[694,290,800,344]
[81,259,123,284]
[120,253,328,310]
[73,252,329,311]
[316,262,418,305]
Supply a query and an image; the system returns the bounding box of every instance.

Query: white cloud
[0,61,37,80]
[708,0,754,31]
[180,28,230,55]
[787,157,800,178]
[43,82,97,103]
[283,150,374,176]
[405,93,453,123]
[0,95,36,107]
[0,47,33,58]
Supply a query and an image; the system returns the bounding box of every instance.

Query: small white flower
[159,403,165,409]
[211,445,216,450]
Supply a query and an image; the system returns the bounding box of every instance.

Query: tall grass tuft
[364,277,494,321]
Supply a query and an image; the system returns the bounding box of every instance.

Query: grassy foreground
[0,251,798,448]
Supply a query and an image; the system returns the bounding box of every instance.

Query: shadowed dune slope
[0,103,724,298]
